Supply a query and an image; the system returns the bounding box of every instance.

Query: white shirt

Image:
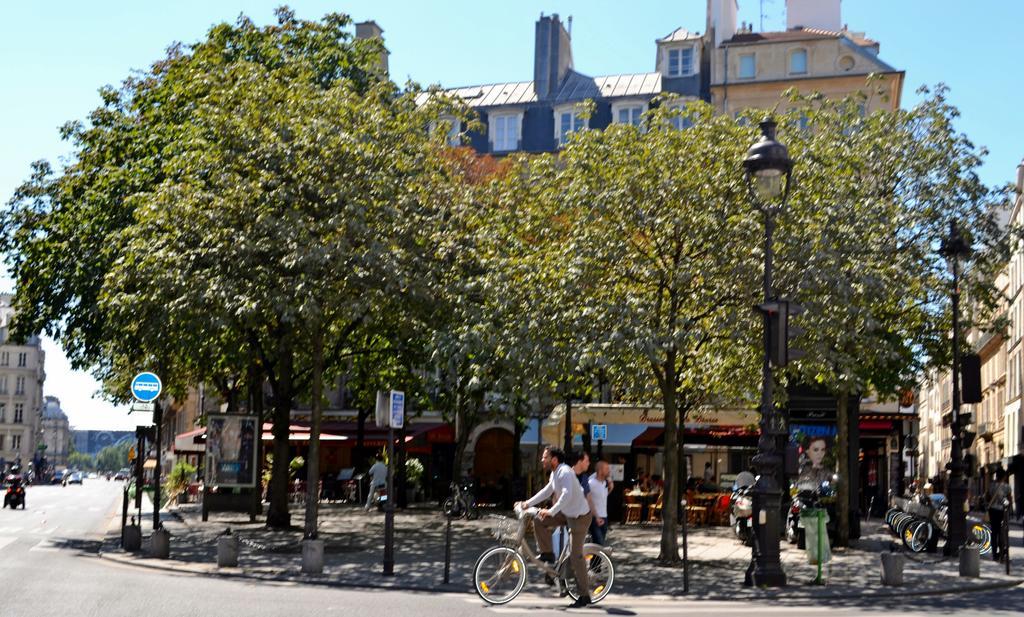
[368,461,388,487]
[526,463,590,517]
[588,475,609,518]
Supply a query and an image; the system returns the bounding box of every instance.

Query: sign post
[592,424,607,459]
[131,372,162,530]
[375,390,404,576]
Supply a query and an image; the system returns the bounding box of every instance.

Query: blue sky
[1,1,1021,429]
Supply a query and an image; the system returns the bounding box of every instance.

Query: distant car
[51,470,68,485]
[67,472,84,485]
[87,472,98,479]
[113,470,129,481]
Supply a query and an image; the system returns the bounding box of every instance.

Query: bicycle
[472,505,614,606]
[442,480,478,520]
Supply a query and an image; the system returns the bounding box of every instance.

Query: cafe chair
[623,493,642,525]
[647,492,664,524]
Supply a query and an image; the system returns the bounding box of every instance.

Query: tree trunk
[303,325,324,538]
[266,328,294,529]
[451,395,469,482]
[836,390,850,547]
[356,407,369,468]
[658,359,681,564]
[248,355,265,520]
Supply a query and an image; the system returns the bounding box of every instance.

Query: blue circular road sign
[131,372,162,402]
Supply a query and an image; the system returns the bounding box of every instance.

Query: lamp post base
[744,460,787,588]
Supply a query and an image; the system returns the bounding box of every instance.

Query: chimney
[786,0,842,32]
[355,20,389,75]
[534,14,574,100]
[707,0,738,47]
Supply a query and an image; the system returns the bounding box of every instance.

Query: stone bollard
[217,530,239,568]
[150,527,171,559]
[880,552,904,586]
[302,538,324,574]
[123,524,143,552]
[959,546,980,577]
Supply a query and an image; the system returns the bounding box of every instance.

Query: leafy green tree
[95,441,131,472]
[68,451,95,471]
[508,102,762,564]
[767,85,1010,545]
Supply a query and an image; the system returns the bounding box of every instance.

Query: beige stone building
[706,0,903,117]
[40,395,71,468]
[0,294,46,470]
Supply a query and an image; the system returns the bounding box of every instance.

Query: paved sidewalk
[99,501,1023,602]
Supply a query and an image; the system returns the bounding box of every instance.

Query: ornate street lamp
[742,118,793,587]
[940,220,971,555]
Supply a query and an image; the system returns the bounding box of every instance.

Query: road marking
[30,539,59,552]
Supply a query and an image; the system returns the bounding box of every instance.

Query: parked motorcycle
[442,479,478,520]
[3,477,25,510]
[729,485,754,546]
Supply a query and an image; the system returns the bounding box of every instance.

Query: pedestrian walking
[588,460,613,545]
[988,469,1012,561]
[364,455,388,511]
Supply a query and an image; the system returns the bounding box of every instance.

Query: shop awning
[520,422,648,448]
[174,427,206,454]
[143,458,157,470]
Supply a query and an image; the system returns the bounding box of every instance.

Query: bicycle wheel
[561,549,614,603]
[473,546,527,605]
[442,497,463,519]
[967,523,992,555]
[903,519,932,553]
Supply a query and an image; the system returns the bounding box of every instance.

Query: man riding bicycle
[517,447,593,608]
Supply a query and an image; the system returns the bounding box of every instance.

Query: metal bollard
[880,552,904,586]
[120,488,129,548]
[302,538,325,574]
[150,527,171,559]
[217,528,239,568]
[959,546,980,577]
[123,517,142,552]
[443,515,452,584]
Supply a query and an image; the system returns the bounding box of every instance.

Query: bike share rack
[886,496,992,555]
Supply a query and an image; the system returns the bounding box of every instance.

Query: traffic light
[961,353,982,404]
[959,428,976,450]
[758,299,805,367]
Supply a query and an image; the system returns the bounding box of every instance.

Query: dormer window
[490,112,522,152]
[667,47,695,77]
[612,101,646,127]
[554,106,586,146]
[789,49,808,75]
[437,115,461,146]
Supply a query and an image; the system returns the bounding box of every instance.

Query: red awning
[174,427,206,453]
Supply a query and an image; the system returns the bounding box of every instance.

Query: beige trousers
[534,511,594,599]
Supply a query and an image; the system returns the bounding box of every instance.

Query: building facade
[707,0,903,117]
[429,1,901,158]
[40,395,71,468]
[0,294,46,470]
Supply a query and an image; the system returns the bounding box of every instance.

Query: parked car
[113,469,129,481]
[67,472,84,485]
[51,469,69,485]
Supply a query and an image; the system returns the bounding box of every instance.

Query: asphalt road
[0,480,1020,617]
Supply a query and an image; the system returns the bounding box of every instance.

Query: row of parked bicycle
[885,494,992,554]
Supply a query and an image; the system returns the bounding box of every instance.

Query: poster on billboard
[789,423,839,490]
[206,415,258,487]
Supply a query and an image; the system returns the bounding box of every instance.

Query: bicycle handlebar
[513,504,540,518]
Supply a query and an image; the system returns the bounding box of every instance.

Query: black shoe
[568,596,591,608]
[544,573,555,586]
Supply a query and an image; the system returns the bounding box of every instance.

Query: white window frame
[16,352,25,368]
[553,105,586,146]
[13,404,23,424]
[437,115,461,147]
[611,100,647,127]
[789,48,808,75]
[11,434,19,450]
[738,53,756,79]
[0,352,7,366]
[489,111,524,152]
[665,45,697,78]
[14,376,24,396]
[0,376,7,395]
[0,403,5,423]
[0,435,5,451]
[664,97,697,130]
